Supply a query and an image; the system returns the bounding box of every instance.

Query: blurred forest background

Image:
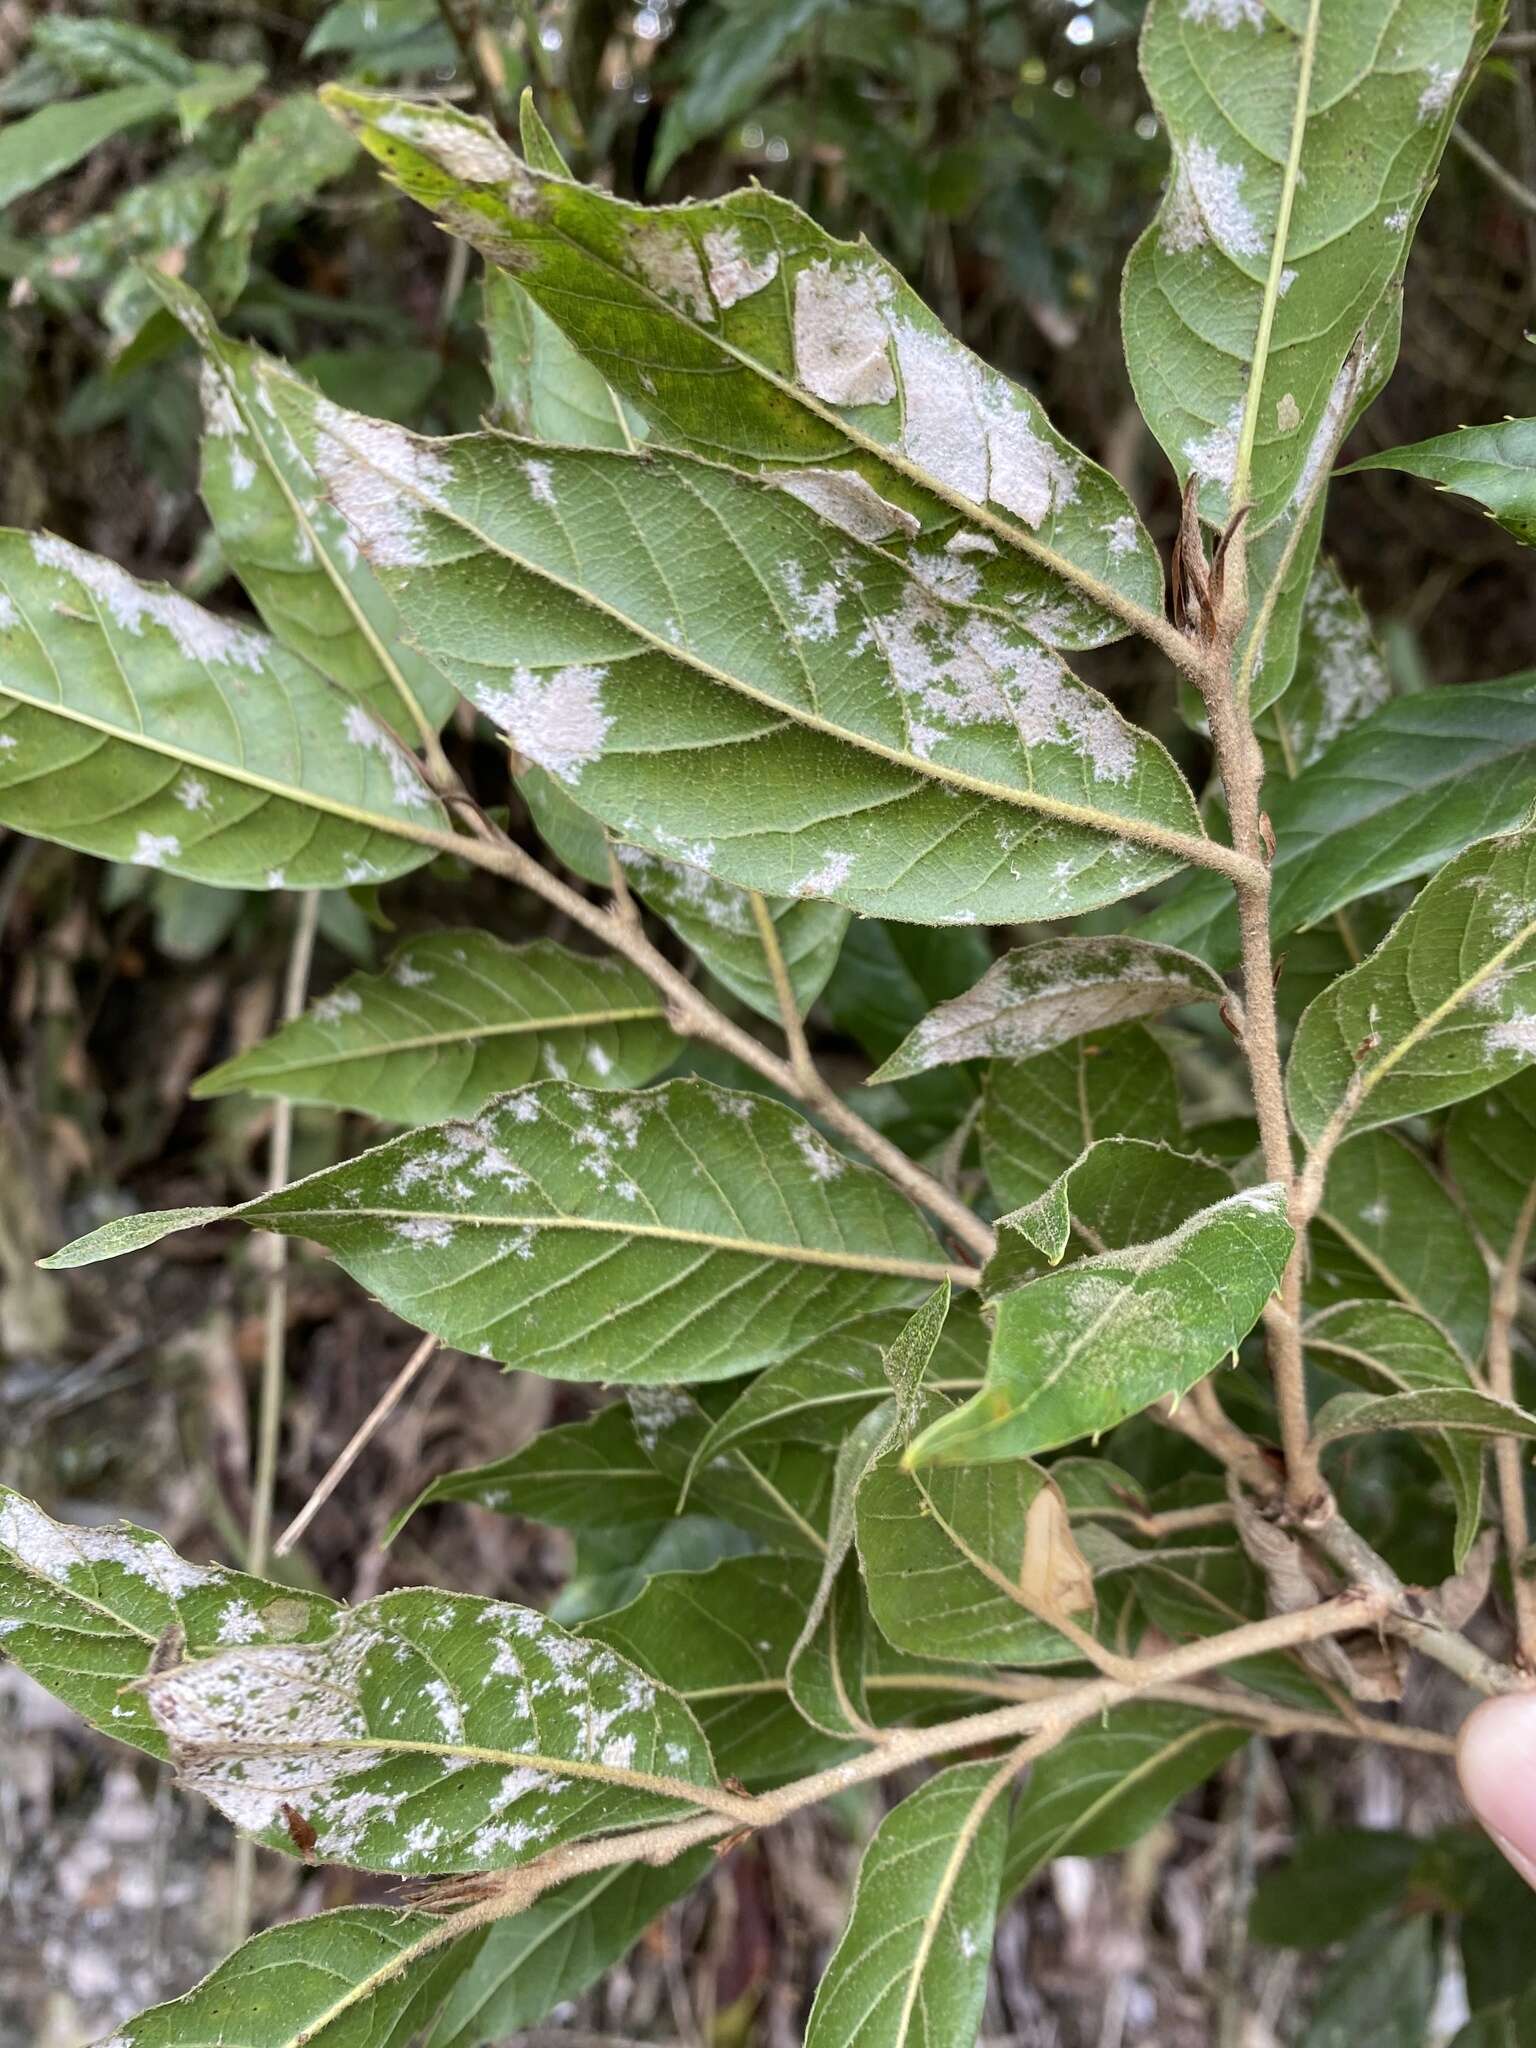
[1,2,1534,2043]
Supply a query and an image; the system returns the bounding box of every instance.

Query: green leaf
[613,844,850,1023]
[29,16,197,87]
[138,1582,719,1873]
[909,1186,1293,1466]
[1124,0,1486,533]
[1287,825,1536,1147]
[46,1079,954,1381]
[990,1137,1235,1272]
[0,84,175,207]
[484,269,642,451]
[321,88,1171,655]
[222,93,360,239]
[1263,560,1392,775]
[98,1904,479,2048]
[1309,1130,1488,1363]
[1144,679,1536,966]
[191,933,678,1118]
[1001,1702,1249,1896]
[869,937,1227,1083]
[1300,1919,1436,2048]
[0,529,446,889]
[1303,1300,1486,1564]
[1446,1067,1536,1258]
[586,1554,852,1780]
[147,271,458,737]
[1250,1828,1426,1947]
[679,1300,986,1476]
[1129,1541,1338,1711]
[283,400,1212,928]
[427,1854,713,2048]
[856,1406,1083,1667]
[804,1759,1007,2048]
[0,1487,336,1759]
[980,1024,1183,1211]
[1345,417,1536,547]
[1311,1386,1536,1446]
[650,0,837,186]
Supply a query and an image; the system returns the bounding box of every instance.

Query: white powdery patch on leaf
[888,320,1077,526]
[1297,571,1389,755]
[793,848,855,898]
[31,535,268,673]
[1181,0,1265,23]
[342,702,431,810]
[770,468,919,542]
[373,106,516,184]
[856,580,1134,779]
[133,831,181,869]
[313,988,362,1023]
[392,955,435,987]
[618,844,754,936]
[215,1598,265,1645]
[198,361,246,443]
[174,772,212,813]
[628,1385,694,1455]
[311,405,453,570]
[145,1623,382,1844]
[701,225,780,308]
[1486,1012,1536,1059]
[524,458,558,509]
[1184,403,1245,491]
[0,1494,223,1599]
[393,1217,458,1247]
[790,1122,844,1181]
[780,560,842,642]
[632,224,714,323]
[475,664,611,784]
[1418,64,1460,120]
[945,529,999,557]
[1102,514,1141,558]
[792,259,896,406]
[1169,140,1265,258]
[0,594,17,631]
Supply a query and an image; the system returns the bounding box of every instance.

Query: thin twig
[1488,1181,1536,1666]
[231,887,320,1944]
[274,1332,440,1558]
[1452,122,1536,219]
[749,891,818,1094]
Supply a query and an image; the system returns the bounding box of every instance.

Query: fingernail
[1457,1693,1536,1888]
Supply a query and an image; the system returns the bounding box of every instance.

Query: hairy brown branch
[1488,1182,1536,1667]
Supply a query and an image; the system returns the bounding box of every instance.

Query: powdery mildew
[701,225,780,308]
[311,406,454,570]
[1165,140,1264,259]
[792,261,896,406]
[0,1492,221,1599]
[475,664,611,783]
[770,468,920,542]
[341,702,432,810]
[1181,0,1265,23]
[632,224,714,323]
[372,106,517,185]
[781,561,842,642]
[31,534,268,672]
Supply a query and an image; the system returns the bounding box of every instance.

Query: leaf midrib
[213,1003,667,1079]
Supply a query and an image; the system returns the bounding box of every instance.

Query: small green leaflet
[427,1855,713,2048]
[147,270,457,738]
[1287,825,1536,1147]
[1345,418,1536,547]
[191,933,678,1119]
[140,1583,719,1874]
[94,1904,478,2048]
[1309,1130,1488,1364]
[322,88,1166,653]
[1303,1300,1487,1566]
[1124,0,1485,532]
[1312,1387,1536,1448]
[991,1137,1235,1271]
[804,1759,1007,2048]
[869,936,1226,1082]
[221,92,360,239]
[1145,678,1536,965]
[45,1079,953,1383]
[0,1487,336,1758]
[285,399,1212,927]
[908,1186,1293,1466]
[1001,1702,1249,1896]
[981,1023,1183,1211]
[0,529,445,889]
[1446,1067,1536,1257]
